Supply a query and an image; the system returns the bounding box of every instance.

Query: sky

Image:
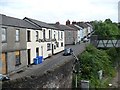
[0,0,119,24]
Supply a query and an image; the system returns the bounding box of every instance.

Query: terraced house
[24,17,65,64]
[0,14,65,75]
[49,22,77,45]
[0,14,40,75]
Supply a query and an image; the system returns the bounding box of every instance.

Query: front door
[52,44,54,55]
[1,53,7,74]
[27,49,31,65]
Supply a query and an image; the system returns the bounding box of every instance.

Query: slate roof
[67,24,80,30]
[76,22,88,28]
[49,24,77,31]
[0,14,41,30]
[24,17,58,29]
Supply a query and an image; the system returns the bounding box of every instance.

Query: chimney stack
[66,20,70,25]
[72,21,76,24]
[56,22,60,25]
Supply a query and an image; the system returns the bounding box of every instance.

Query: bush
[76,44,116,88]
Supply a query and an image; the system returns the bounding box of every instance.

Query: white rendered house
[24,17,65,65]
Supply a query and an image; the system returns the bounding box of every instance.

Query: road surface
[10,43,87,80]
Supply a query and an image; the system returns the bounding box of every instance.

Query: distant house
[49,21,77,45]
[0,14,40,75]
[24,17,65,63]
[76,22,89,39]
[66,21,81,43]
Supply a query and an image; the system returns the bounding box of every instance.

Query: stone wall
[2,59,73,89]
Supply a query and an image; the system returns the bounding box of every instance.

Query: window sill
[15,63,21,66]
[27,41,31,42]
[2,41,7,43]
[15,41,20,42]
[47,49,51,51]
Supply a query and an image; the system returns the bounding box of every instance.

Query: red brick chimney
[66,20,70,25]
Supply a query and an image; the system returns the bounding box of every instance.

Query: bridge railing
[97,35,120,40]
[90,35,120,48]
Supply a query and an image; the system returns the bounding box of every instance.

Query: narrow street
[10,43,87,80]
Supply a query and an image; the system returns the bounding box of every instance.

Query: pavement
[10,43,88,80]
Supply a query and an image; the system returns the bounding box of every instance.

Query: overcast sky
[0,0,119,24]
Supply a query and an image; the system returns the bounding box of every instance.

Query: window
[2,28,7,42]
[36,31,39,41]
[15,51,21,66]
[61,42,63,47]
[27,30,31,42]
[43,30,45,40]
[54,45,56,49]
[16,29,20,41]
[58,31,60,40]
[49,30,51,39]
[56,42,59,47]
[61,32,63,39]
[54,31,55,39]
[47,43,51,51]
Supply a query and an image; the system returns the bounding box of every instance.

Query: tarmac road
[10,43,87,80]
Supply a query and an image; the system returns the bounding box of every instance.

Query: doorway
[1,53,7,74]
[52,44,54,55]
[27,49,31,65]
[36,48,39,57]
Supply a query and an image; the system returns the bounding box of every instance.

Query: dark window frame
[2,27,7,43]
[27,30,31,42]
[15,51,21,66]
[49,30,51,39]
[36,31,39,41]
[15,29,20,42]
[47,43,51,51]
[61,42,63,47]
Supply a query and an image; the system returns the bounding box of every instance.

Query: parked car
[0,74,10,81]
[83,38,89,42]
[63,48,73,56]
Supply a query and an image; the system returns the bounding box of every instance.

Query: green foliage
[92,19,120,38]
[76,44,116,88]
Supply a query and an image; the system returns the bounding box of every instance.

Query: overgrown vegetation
[72,44,120,88]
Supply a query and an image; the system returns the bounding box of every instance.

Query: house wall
[27,29,43,64]
[65,30,77,45]
[52,30,65,54]
[2,26,27,52]
[41,28,52,58]
[1,26,27,74]
[7,50,27,74]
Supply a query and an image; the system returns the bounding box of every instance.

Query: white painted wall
[51,30,65,54]
[27,29,42,64]
[26,28,65,64]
